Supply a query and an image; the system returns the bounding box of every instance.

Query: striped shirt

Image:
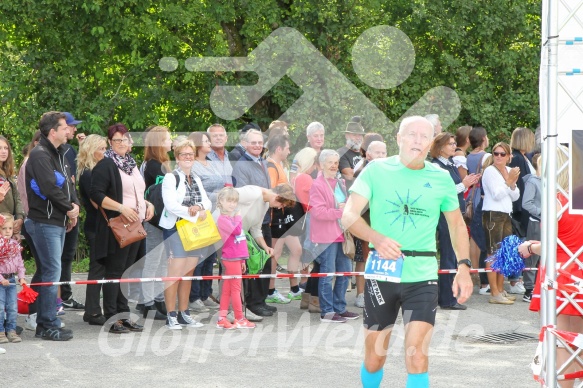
[0,239,25,280]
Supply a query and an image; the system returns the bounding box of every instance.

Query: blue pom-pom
[486,235,525,277]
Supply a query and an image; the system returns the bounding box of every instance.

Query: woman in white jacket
[161,138,212,330]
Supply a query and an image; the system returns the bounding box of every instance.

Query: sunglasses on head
[493,151,507,157]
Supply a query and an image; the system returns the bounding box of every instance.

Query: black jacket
[89,157,124,261]
[25,135,79,226]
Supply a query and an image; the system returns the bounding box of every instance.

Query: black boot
[142,304,166,320]
[154,300,167,316]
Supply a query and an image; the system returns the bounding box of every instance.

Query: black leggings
[102,241,141,320]
[304,261,321,296]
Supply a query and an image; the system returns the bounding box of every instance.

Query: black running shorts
[363,279,438,331]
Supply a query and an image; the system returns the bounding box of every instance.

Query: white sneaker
[202,298,219,309]
[244,309,264,322]
[25,313,37,331]
[478,286,491,295]
[178,310,204,328]
[166,313,182,330]
[355,293,365,308]
[189,299,210,312]
[509,283,525,294]
[0,347,5,354]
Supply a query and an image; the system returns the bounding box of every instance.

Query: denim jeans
[140,223,167,304]
[190,252,216,302]
[24,219,66,329]
[317,242,351,315]
[0,277,17,332]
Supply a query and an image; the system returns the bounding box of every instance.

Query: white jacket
[159,169,212,230]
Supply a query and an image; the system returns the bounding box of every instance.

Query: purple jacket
[308,173,345,244]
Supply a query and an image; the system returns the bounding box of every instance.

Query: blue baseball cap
[63,112,82,126]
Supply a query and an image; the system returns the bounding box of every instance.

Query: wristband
[527,243,533,254]
[118,204,123,213]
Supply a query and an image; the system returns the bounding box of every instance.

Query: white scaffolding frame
[540,0,583,386]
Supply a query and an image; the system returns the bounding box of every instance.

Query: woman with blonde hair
[160,138,211,329]
[77,135,108,325]
[522,146,583,387]
[509,127,536,235]
[291,147,321,312]
[140,126,173,320]
[507,127,536,295]
[188,131,224,312]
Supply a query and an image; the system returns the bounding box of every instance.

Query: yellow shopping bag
[176,211,221,251]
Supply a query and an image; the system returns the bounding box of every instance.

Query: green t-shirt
[350,156,459,282]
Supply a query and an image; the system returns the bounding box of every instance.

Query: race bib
[235,232,246,244]
[364,251,404,283]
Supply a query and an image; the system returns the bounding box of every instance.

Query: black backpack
[144,172,179,229]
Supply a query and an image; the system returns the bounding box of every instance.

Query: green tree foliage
[0,0,541,160]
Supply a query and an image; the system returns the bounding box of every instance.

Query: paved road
[2,275,540,387]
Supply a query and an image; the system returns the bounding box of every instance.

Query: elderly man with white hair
[365,141,386,160]
[289,121,325,181]
[343,116,472,388]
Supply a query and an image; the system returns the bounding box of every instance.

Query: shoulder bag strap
[7,179,17,216]
[99,207,110,224]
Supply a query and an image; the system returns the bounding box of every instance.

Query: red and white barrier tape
[25,267,539,287]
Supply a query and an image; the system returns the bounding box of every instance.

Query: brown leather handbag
[100,207,147,248]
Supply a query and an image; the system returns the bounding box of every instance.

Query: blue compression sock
[406,372,429,388]
[361,363,383,388]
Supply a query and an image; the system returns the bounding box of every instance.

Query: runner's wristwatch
[457,259,472,269]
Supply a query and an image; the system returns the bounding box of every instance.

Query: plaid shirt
[180,169,204,209]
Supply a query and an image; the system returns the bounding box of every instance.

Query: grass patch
[24,256,90,276]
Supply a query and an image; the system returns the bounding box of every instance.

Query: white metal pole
[544,0,559,386]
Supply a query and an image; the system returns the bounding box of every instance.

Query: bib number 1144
[364,251,404,283]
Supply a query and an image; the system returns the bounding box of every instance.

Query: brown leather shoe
[300,292,310,309]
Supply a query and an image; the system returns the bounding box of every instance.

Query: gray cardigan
[522,174,541,220]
